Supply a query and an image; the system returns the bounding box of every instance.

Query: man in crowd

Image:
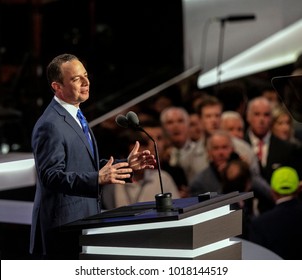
[245,96,301,183]
[160,106,208,185]
[249,166,302,259]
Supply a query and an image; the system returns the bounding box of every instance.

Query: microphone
[115,111,173,211]
[115,114,129,128]
[126,111,141,130]
[116,111,143,130]
[216,14,256,22]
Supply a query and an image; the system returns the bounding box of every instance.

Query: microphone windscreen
[115,114,129,128]
[126,111,140,126]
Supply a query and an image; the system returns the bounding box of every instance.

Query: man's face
[161,109,189,148]
[200,105,222,136]
[208,134,233,169]
[189,113,203,141]
[221,118,244,139]
[247,99,272,138]
[53,59,90,107]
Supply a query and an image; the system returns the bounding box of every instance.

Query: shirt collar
[248,130,271,145]
[54,96,80,124]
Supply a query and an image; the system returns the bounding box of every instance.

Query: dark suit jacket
[189,163,223,197]
[30,98,104,259]
[245,133,300,183]
[249,198,302,259]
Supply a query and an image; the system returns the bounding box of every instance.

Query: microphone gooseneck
[125,111,164,194]
[141,130,164,195]
[115,111,173,211]
[215,13,256,85]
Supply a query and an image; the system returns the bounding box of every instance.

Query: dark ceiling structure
[0,0,184,151]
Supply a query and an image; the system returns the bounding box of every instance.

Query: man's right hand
[98,156,132,185]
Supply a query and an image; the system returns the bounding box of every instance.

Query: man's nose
[82,77,89,85]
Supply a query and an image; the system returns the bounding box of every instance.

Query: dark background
[0,0,184,152]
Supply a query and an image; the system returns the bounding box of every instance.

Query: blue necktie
[77,109,94,155]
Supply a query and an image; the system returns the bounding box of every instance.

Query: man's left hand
[127,141,156,170]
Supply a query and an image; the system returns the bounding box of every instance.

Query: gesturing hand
[98,156,132,185]
[127,141,156,171]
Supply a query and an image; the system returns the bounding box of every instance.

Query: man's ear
[51,81,61,93]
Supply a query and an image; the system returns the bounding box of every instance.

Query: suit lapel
[51,99,98,167]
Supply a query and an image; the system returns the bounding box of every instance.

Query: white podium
[66,191,253,260]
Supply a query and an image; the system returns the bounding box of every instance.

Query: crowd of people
[96,72,302,260]
[30,53,302,260]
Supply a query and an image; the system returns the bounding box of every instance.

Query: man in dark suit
[249,166,302,259]
[245,96,300,183]
[189,130,273,214]
[30,54,155,259]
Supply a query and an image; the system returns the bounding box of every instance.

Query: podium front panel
[65,192,253,260]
